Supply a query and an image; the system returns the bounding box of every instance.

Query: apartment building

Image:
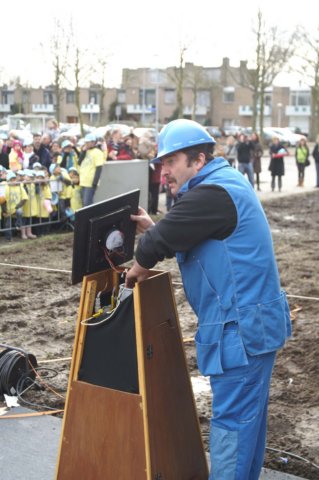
[0,84,117,127]
[0,58,312,134]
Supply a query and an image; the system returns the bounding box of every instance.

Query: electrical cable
[16,375,60,411]
[0,262,71,274]
[0,344,36,396]
[0,344,64,411]
[0,262,318,302]
[266,447,319,470]
[102,245,126,274]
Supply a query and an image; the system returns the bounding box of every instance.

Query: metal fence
[0,179,74,238]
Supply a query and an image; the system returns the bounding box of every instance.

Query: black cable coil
[0,345,37,396]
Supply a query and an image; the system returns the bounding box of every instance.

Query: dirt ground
[0,190,318,479]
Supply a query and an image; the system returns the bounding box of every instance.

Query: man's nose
[162,164,170,175]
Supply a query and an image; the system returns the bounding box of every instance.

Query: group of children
[0,162,82,241]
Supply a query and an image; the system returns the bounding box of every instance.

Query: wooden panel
[134,271,208,479]
[56,381,147,480]
[70,269,114,383]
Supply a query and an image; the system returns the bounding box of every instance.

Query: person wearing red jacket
[116,134,136,160]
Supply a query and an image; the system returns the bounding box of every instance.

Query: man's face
[33,136,41,148]
[161,151,198,196]
[51,143,61,153]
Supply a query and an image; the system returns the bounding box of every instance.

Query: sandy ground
[0,189,318,479]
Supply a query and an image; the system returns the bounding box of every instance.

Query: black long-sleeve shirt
[135,184,237,269]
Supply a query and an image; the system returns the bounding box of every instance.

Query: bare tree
[96,57,108,125]
[185,64,211,120]
[90,45,113,125]
[44,18,70,124]
[294,26,319,140]
[169,44,187,118]
[66,24,95,136]
[239,9,296,136]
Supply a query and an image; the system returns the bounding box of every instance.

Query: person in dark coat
[236,133,255,186]
[32,133,51,170]
[269,137,288,192]
[0,139,9,169]
[251,132,263,191]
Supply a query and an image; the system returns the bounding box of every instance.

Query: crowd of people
[215,131,318,192]
[1,121,319,241]
[0,124,158,241]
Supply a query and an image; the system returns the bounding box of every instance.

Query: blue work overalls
[176,158,291,479]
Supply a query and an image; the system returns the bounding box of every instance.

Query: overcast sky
[1,0,318,88]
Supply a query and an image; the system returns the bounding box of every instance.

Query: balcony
[183,105,207,116]
[32,104,55,113]
[81,104,100,114]
[285,105,311,116]
[126,104,154,114]
[0,104,11,113]
[239,105,271,116]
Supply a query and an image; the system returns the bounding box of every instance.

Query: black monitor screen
[72,190,140,284]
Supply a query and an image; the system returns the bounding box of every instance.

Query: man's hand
[131,207,155,234]
[125,261,152,288]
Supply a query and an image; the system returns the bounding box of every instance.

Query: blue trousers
[208,325,276,479]
[238,162,255,187]
[81,186,96,207]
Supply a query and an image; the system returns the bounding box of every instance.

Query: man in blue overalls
[126,119,292,479]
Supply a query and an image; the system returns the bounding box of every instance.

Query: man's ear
[195,152,206,171]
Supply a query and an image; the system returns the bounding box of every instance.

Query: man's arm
[129,184,237,276]
[125,260,153,288]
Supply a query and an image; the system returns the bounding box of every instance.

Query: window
[164,89,175,104]
[44,91,54,105]
[117,90,126,104]
[223,87,235,103]
[290,91,310,106]
[197,90,210,106]
[22,91,29,104]
[89,91,99,105]
[139,89,155,105]
[1,91,14,105]
[264,94,272,107]
[66,91,75,104]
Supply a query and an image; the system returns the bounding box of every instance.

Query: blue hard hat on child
[6,171,16,180]
[84,133,97,143]
[61,140,73,149]
[152,119,216,163]
[33,162,42,169]
[24,169,35,177]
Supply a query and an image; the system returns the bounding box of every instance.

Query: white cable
[81,285,133,327]
[266,447,319,470]
[0,262,71,274]
[0,263,318,302]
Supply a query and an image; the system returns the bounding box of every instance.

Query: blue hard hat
[6,171,17,181]
[61,140,73,149]
[84,133,97,143]
[24,169,35,177]
[152,119,216,163]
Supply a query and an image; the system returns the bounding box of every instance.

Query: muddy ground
[0,190,318,479]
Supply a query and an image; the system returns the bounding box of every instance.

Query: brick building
[0,58,311,134]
